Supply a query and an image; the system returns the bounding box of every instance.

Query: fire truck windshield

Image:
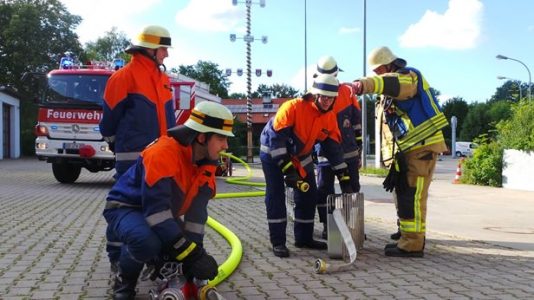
[44,74,109,107]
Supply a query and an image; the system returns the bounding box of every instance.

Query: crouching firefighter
[102,101,234,299]
[260,74,353,258]
[351,46,448,257]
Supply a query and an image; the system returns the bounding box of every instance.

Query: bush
[495,100,534,151]
[462,139,503,187]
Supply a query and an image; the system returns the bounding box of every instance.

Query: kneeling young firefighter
[103,101,234,299]
[351,46,448,257]
[260,74,354,258]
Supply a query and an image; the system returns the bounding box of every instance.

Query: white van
[455,142,478,157]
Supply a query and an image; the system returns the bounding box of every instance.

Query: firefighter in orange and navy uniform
[103,101,234,299]
[100,25,175,273]
[260,74,353,258]
[100,25,175,179]
[312,56,362,239]
[351,46,448,258]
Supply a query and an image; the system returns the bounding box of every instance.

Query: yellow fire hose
[205,152,265,291]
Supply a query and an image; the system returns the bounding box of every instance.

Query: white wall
[502,149,534,191]
[0,91,21,159]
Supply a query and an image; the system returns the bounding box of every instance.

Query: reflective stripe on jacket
[100,54,175,157]
[260,98,346,174]
[105,136,217,246]
[360,67,448,152]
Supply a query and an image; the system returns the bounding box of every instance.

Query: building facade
[0,86,21,159]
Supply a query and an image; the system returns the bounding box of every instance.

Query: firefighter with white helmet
[351,46,448,257]
[313,56,362,239]
[259,74,352,258]
[100,25,175,272]
[103,101,233,299]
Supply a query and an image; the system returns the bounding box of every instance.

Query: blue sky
[60,0,534,103]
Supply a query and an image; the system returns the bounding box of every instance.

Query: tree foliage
[496,100,534,151]
[490,80,525,102]
[441,97,468,145]
[0,0,82,155]
[251,83,300,98]
[83,27,130,63]
[177,61,230,98]
[0,0,82,87]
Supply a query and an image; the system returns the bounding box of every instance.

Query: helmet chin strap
[314,96,335,113]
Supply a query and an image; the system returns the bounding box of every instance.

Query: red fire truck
[26,57,220,183]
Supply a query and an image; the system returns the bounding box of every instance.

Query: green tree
[251,83,299,98]
[178,61,230,98]
[490,80,524,102]
[229,92,246,99]
[441,97,469,146]
[460,103,491,141]
[0,0,82,155]
[496,100,534,151]
[83,27,130,63]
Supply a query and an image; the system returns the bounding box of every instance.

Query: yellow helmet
[131,25,172,49]
[184,101,235,137]
[368,46,405,70]
[310,74,339,97]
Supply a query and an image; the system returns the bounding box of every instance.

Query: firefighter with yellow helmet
[100,25,176,274]
[351,46,448,257]
[103,101,234,299]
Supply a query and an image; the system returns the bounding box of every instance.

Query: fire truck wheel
[52,163,81,184]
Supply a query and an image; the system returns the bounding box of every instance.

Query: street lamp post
[497,76,522,100]
[231,0,267,162]
[496,54,532,100]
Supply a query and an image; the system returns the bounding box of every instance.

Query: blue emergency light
[113,58,125,70]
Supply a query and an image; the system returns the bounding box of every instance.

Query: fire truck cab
[26,57,220,183]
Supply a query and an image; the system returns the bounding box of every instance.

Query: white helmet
[130,25,172,50]
[315,55,343,77]
[368,46,406,70]
[184,101,235,137]
[310,74,339,97]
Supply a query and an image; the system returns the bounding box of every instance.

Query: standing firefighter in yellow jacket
[351,46,448,257]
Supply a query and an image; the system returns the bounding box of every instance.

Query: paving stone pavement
[0,158,533,299]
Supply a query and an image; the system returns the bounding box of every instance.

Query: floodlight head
[259,0,266,7]
[230,34,236,42]
[496,54,508,60]
[232,0,238,6]
[261,36,268,44]
[497,76,507,80]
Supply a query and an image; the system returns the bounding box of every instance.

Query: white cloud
[175,0,241,32]
[339,27,361,35]
[289,65,318,93]
[60,0,161,44]
[399,0,483,50]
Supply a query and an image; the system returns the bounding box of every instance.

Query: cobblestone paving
[0,158,533,299]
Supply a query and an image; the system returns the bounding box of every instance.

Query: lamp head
[496,54,509,60]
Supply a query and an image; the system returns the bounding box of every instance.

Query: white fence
[502,149,534,191]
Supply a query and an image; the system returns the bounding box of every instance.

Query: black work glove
[174,239,218,280]
[382,152,408,193]
[280,157,307,191]
[336,168,353,194]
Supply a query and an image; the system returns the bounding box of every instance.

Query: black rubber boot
[113,272,139,300]
[272,244,290,258]
[295,239,327,250]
